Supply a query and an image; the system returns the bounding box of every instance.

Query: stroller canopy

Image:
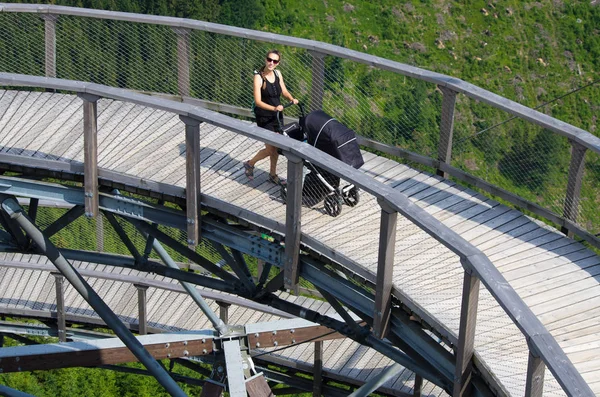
[302,110,364,169]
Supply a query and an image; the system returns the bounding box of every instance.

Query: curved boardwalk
[0,90,598,395]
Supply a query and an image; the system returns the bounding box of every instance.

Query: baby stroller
[280,105,364,217]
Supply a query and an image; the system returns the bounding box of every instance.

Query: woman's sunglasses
[266,57,280,64]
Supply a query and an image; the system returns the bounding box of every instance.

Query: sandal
[269,174,286,185]
[243,161,254,180]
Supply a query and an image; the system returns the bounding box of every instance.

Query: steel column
[525,350,545,397]
[283,154,303,290]
[453,266,480,397]
[562,140,587,236]
[96,212,104,251]
[0,196,187,397]
[79,93,99,218]
[437,86,457,178]
[52,272,66,342]
[180,115,202,246]
[174,27,191,97]
[135,284,149,335]
[374,200,397,339]
[309,51,325,112]
[41,14,58,78]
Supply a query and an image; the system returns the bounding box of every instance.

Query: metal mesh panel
[580,153,600,235]
[452,102,571,219]
[0,13,44,76]
[474,283,565,397]
[56,16,178,94]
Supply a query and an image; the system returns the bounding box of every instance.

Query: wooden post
[52,272,66,342]
[373,199,397,339]
[78,93,99,218]
[313,340,323,397]
[173,27,191,97]
[135,284,149,335]
[309,51,325,112]
[453,264,480,397]
[437,86,457,178]
[525,350,545,397]
[41,14,58,78]
[413,374,423,396]
[561,140,587,237]
[96,212,104,252]
[180,116,202,246]
[283,154,303,290]
[217,301,231,324]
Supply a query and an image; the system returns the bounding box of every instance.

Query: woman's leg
[248,145,272,166]
[267,144,278,175]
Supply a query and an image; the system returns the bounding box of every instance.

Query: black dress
[254,70,284,133]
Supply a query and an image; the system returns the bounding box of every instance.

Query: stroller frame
[278,104,361,217]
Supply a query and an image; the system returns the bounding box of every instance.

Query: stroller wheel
[343,186,360,207]
[324,195,342,217]
[280,185,287,204]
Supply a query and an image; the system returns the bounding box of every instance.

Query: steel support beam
[0,195,187,397]
[348,363,403,397]
[180,115,202,246]
[374,200,397,339]
[79,93,99,218]
[148,236,229,335]
[283,154,303,290]
[437,86,457,178]
[210,241,255,292]
[101,210,142,262]
[43,205,85,238]
[562,140,587,237]
[223,339,247,397]
[453,267,480,397]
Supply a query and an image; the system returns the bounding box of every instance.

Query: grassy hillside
[260,0,599,132]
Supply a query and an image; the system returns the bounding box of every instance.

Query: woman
[244,50,299,184]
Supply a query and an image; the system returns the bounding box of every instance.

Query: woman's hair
[258,50,282,89]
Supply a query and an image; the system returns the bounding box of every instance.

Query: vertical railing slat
[283,154,303,290]
[309,51,325,113]
[174,28,191,97]
[453,265,480,397]
[41,14,58,78]
[525,350,545,397]
[135,283,148,335]
[437,86,457,178]
[180,116,201,246]
[79,93,99,218]
[562,140,587,236]
[373,200,397,339]
[52,272,66,342]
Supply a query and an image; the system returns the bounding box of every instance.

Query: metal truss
[0,176,499,396]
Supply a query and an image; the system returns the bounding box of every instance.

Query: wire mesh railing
[0,5,597,244]
[0,4,596,396]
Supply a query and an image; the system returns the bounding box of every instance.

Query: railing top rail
[0,72,592,396]
[2,3,599,154]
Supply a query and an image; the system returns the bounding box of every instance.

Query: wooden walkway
[0,90,598,396]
